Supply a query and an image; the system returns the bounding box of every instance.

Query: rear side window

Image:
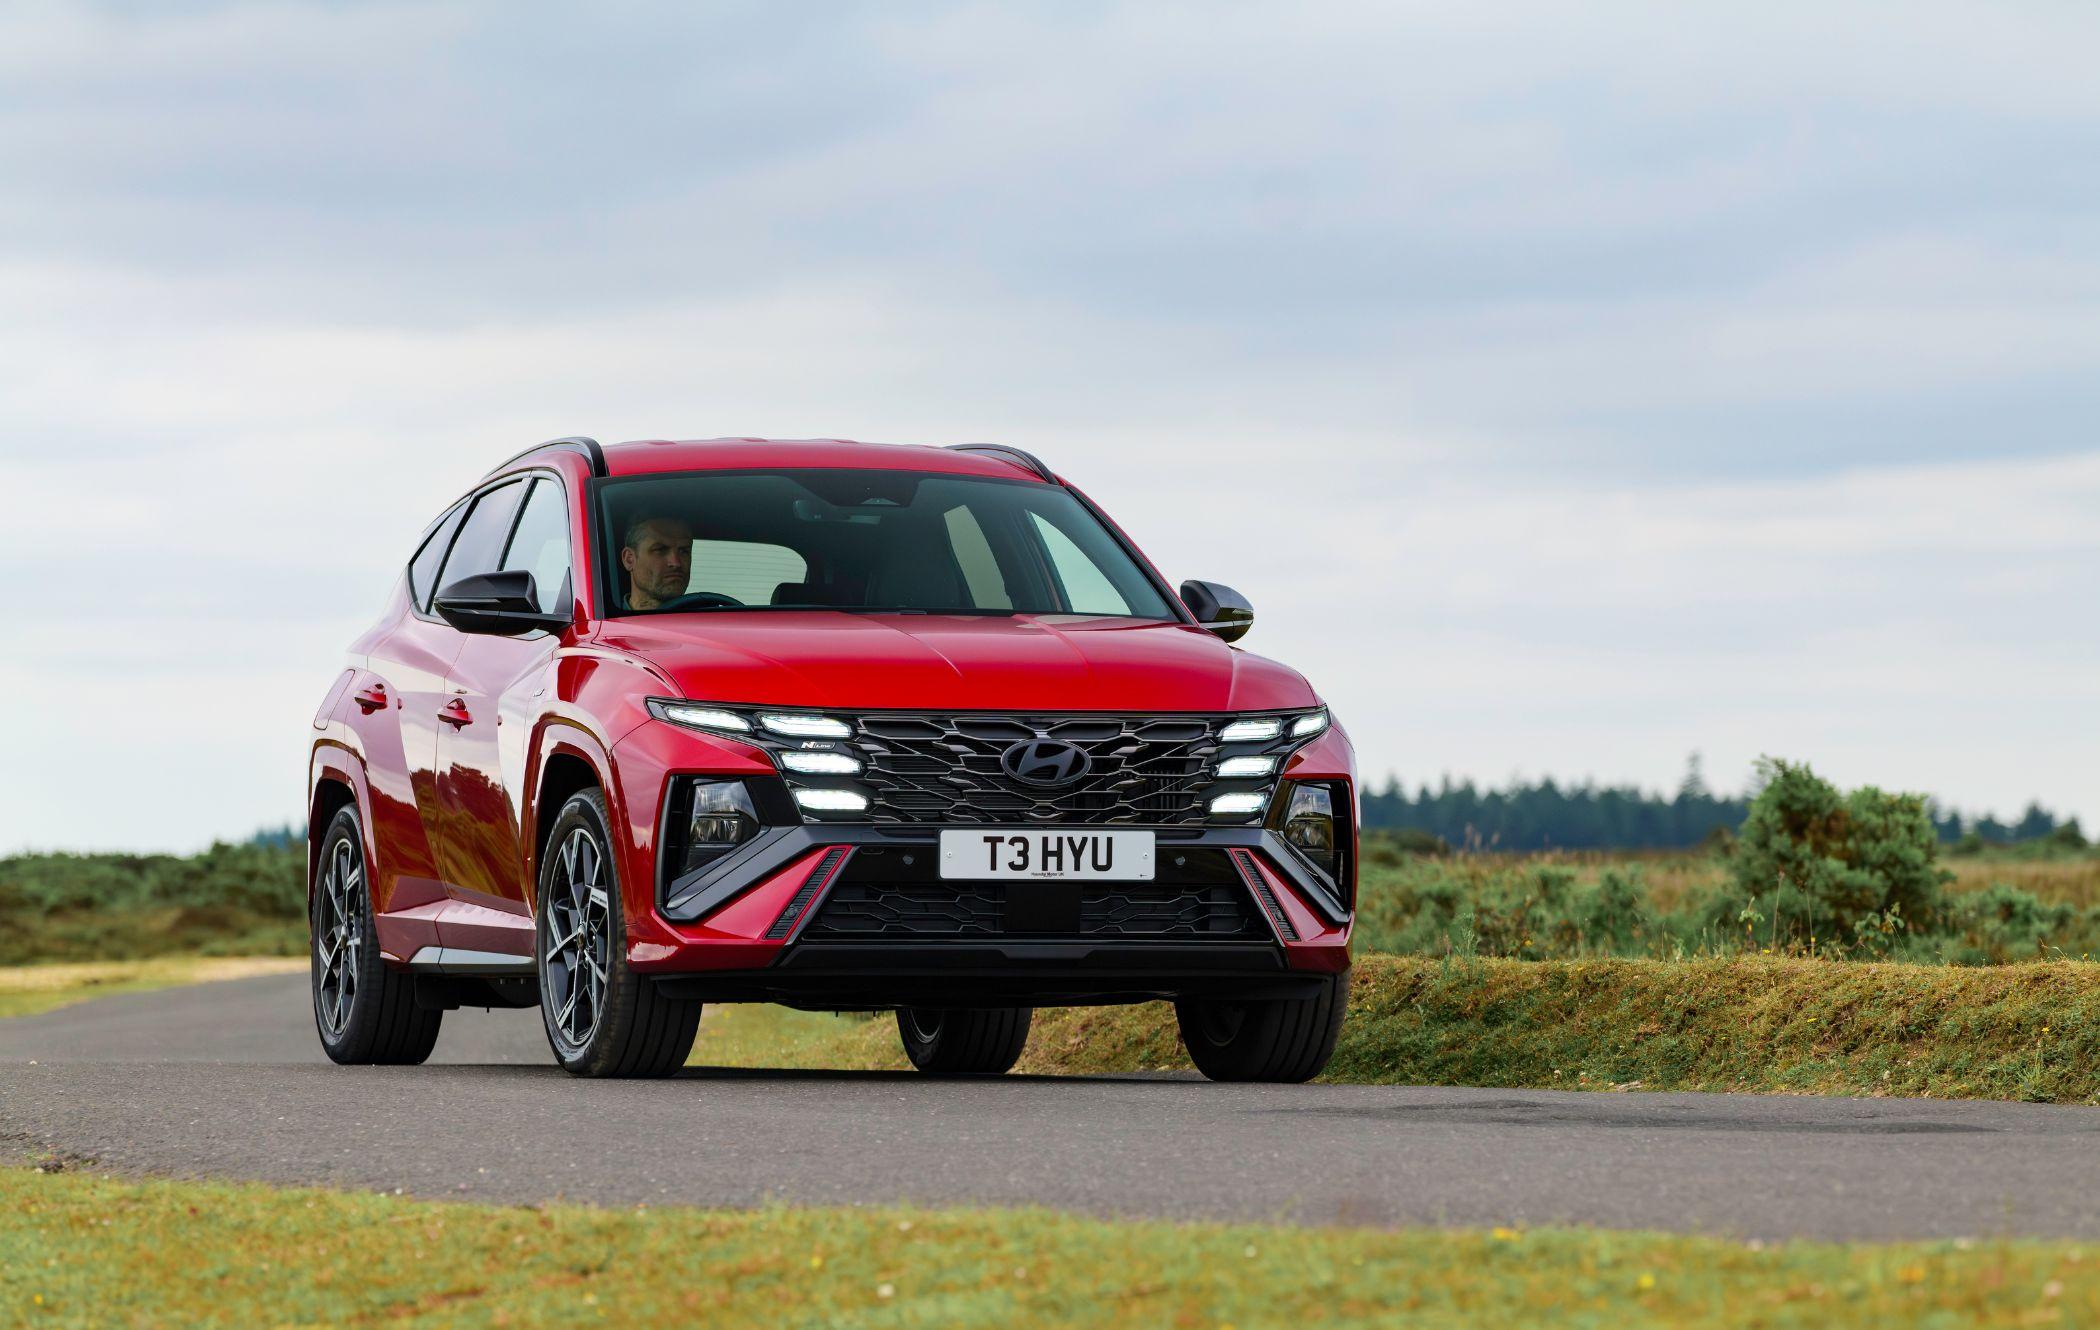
[406,501,467,611]
[436,480,526,594]
[500,478,572,614]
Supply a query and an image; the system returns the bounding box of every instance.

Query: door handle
[439,697,473,727]
[353,684,389,714]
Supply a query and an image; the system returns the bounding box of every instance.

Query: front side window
[406,501,467,611]
[595,469,1175,619]
[436,479,526,594]
[500,478,573,614]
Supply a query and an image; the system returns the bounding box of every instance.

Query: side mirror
[433,570,569,636]
[1179,579,1254,643]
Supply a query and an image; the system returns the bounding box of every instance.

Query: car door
[433,474,572,955]
[354,500,470,950]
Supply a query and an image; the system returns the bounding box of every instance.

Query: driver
[620,516,694,610]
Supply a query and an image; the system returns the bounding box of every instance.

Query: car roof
[593,437,1055,484]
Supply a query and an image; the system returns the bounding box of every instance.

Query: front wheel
[1175,971,1349,1083]
[896,1006,1032,1075]
[537,789,702,1077]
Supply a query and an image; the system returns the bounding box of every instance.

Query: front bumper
[631,823,1352,1003]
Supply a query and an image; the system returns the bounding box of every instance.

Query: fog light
[1209,792,1267,816]
[670,778,761,877]
[1270,781,1347,896]
[793,788,868,813]
[1216,755,1278,778]
[689,781,757,844]
[1219,718,1282,742]
[761,713,853,738]
[780,751,862,775]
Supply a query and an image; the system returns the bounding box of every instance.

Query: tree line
[1360,756,2085,852]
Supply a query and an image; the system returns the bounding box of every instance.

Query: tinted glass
[596,469,1173,618]
[499,478,572,614]
[406,501,467,611]
[435,479,525,594]
[1030,511,1132,615]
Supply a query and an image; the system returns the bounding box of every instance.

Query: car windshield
[594,468,1178,619]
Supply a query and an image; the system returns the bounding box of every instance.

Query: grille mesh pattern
[802,882,1260,940]
[839,714,1229,825]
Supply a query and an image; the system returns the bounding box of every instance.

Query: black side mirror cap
[433,570,570,636]
[1179,579,1254,643]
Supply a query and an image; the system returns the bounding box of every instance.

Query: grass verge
[0,957,307,1020]
[689,955,2100,1104]
[6,1163,2096,1328]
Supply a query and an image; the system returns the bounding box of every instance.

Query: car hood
[593,612,1318,713]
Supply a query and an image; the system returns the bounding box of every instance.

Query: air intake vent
[1230,850,1298,942]
[765,848,850,940]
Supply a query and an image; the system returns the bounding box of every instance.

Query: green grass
[0,957,307,1020]
[6,1163,2097,1328]
[688,955,2100,1103]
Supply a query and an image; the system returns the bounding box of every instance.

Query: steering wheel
[656,591,744,611]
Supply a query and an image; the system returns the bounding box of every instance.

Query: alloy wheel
[314,835,364,1040]
[543,827,612,1050]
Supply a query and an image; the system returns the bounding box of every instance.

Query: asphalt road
[3,974,2097,1241]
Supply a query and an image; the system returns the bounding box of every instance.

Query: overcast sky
[2,1,2095,853]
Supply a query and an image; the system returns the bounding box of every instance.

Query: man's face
[621,519,693,608]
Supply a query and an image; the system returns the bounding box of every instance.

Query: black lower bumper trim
[650,941,1312,1008]
[660,823,1351,928]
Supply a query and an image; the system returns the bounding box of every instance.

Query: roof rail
[487,436,607,479]
[947,442,1056,483]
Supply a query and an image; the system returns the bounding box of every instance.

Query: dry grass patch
[0,956,306,1020]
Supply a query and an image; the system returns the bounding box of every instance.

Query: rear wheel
[538,789,701,1077]
[1175,971,1349,1083]
[311,805,442,1065]
[896,1006,1032,1075]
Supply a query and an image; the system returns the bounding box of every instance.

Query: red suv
[307,438,1354,1080]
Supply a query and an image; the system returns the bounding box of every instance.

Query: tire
[896,1006,1032,1075]
[537,789,701,1077]
[1174,970,1349,1083]
[311,805,442,1065]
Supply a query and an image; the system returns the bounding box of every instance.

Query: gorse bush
[1727,759,1952,951]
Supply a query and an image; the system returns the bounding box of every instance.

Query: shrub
[1728,759,1950,949]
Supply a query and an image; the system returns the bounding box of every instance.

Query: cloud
[0,1,2095,848]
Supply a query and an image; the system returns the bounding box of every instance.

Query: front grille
[801,882,1261,940]
[845,713,1233,825]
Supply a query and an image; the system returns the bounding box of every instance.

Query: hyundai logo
[1000,738,1093,788]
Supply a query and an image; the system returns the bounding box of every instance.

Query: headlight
[793,788,868,813]
[760,713,853,739]
[779,750,862,775]
[653,702,752,734]
[1291,710,1329,739]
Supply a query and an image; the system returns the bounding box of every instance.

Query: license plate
[939,829,1155,881]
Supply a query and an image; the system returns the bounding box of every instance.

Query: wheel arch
[530,726,622,905]
[307,744,370,906]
